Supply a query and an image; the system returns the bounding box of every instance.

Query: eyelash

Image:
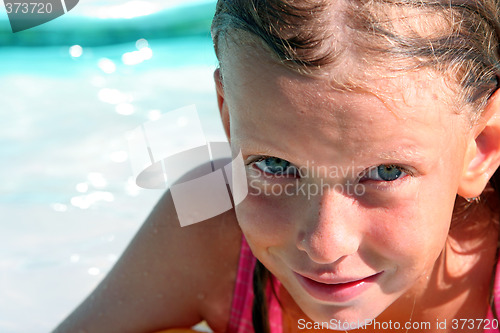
[249,156,300,177]
[247,156,412,184]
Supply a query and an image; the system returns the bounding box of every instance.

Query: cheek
[235,190,299,248]
[363,189,454,280]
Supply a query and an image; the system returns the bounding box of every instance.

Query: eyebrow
[375,147,426,163]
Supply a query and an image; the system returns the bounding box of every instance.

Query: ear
[214,68,231,142]
[457,89,500,198]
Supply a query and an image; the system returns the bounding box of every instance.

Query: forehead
[221,43,468,164]
[222,42,462,121]
[221,38,460,108]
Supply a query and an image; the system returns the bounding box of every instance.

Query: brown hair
[212,0,500,109]
[211,0,500,330]
[252,260,271,332]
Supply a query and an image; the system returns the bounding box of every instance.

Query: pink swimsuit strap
[226,235,283,333]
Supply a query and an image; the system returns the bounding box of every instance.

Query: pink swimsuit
[226,235,282,333]
[227,235,500,333]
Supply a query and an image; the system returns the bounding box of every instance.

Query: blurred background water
[0,1,226,331]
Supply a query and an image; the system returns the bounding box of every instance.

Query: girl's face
[219,45,471,326]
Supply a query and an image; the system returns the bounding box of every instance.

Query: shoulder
[144,189,243,331]
[52,162,244,332]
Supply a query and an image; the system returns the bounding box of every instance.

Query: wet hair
[211,0,500,330]
[212,0,500,110]
[252,260,271,332]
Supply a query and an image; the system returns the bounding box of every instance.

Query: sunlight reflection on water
[0,35,224,332]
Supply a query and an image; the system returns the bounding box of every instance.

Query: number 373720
[5,2,53,14]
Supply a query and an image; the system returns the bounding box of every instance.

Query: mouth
[294,271,383,303]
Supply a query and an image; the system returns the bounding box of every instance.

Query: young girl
[53,0,500,332]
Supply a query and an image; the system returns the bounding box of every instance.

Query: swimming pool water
[0,35,225,332]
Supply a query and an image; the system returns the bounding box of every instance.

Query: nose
[296,188,361,265]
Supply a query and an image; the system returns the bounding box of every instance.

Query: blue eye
[364,165,407,182]
[253,157,299,177]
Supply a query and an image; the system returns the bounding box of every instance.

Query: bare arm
[52,189,241,333]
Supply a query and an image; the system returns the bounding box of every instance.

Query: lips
[294,271,383,303]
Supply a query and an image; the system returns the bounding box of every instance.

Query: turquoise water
[0,0,217,46]
[0,20,225,333]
